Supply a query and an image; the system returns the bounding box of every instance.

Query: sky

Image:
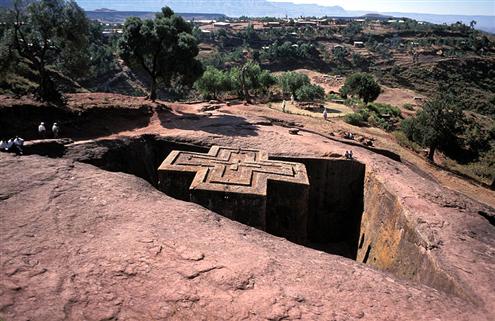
[270,0,495,15]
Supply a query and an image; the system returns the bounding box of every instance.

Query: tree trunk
[241,65,250,104]
[36,67,61,103]
[148,78,157,101]
[427,145,436,162]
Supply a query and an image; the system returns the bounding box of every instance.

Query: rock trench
[21,135,473,300]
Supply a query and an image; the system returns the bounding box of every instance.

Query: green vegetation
[401,94,464,161]
[5,0,90,102]
[260,41,316,64]
[194,66,231,99]
[277,71,310,98]
[345,108,370,126]
[345,102,401,131]
[295,84,325,101]
[194,62,275,100]
[119,7,202,101]
[340,73,381,103]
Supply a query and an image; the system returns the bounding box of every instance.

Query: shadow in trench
[61,136,365,260]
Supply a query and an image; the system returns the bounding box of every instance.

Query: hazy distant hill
[1,0,493,33]
[162,0,346,17]
[86,11,226,23]
[385,12,495,34]
[67,0,346,17]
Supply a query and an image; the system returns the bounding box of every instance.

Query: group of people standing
[38,122,60,138]
[1,122,61,157]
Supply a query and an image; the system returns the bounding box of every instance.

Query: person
[38,122,46,138]
[282,100,286,113]
[5,138,22,155]
[344,150,354,160]
[13,136,24,155]
[323,108,328,121]
[52,122,60,138]
[0,139,8,151]
[290,94,295,103]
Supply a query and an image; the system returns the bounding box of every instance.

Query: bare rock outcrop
[0,153,490,320]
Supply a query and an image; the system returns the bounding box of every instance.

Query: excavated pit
[30,135,466,299]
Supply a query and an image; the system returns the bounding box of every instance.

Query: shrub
[194,66,231,99]
[278,71,311,98]
[295,84,325,101]
[367,102,401,117]
[345,108,370,126]
[341,72,381,103]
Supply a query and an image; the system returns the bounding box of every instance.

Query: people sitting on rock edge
[4,138,22,155]
[13,136,24,155]
[38,122,46,138]
[0,139,8,151]
[52,122,60,138]
[14,136,24,145]
[344,150,354,160]
[344,132,355,140]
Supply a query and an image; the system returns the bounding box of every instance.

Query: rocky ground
[1,93,494,320]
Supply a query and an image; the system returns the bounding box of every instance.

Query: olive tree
[277,71,310,99]
[194,66,231,99]
[119,7,203,101]
[340,72,381,103]
[401,94,464,161]
[9,0,90,102]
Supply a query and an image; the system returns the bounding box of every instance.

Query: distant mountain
[86,10,227,23]
[72,0,346,17]
[93,8,118,12]
[385,12,495,34]
[1,0,493,34]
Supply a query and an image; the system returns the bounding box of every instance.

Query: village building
[213,22,231,28]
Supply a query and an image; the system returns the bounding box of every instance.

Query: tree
[340,72,381,103]
[278,71,310,99]
[332,46,347,65]
[194,66,230,99]
[258,69,276,94]
[401,94,464,161]
[231,61,270,102]
[119,6,203,101]
[352,53,370,71]
[295,84,325,101]
[9,0,90,102]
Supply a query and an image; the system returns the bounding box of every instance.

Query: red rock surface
[0,153,490,321]
[1,94,494,320]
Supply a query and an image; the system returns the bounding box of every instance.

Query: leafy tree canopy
[7,0,90,102]
[295,84,325,101]
[119,6,203,101]
[278,71,310,98]
[401,94,464,161]
[340,72,381,103]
